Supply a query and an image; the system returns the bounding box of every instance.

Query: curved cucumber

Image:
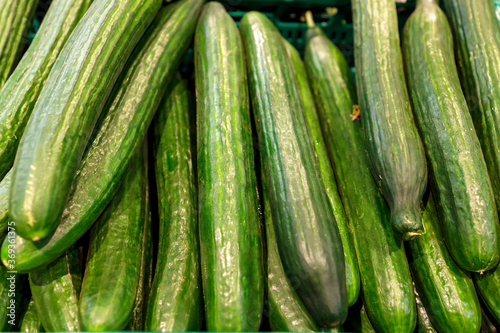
[352,0,427,240]
[146,77,201,331]
[79,147,148,331]
[195,4,263,331]
[284,37,359,307]
[403,0,499,272]
[474,266,500,324]
[29,247,81,332]
[241,11,347,328]
[0,0,91,181]
[304,19,416,333]
[20,298,44,333]
[1,0,204,273]
[0,0,38,88]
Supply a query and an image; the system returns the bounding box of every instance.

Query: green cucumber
[1,0,204,273]
[79,147,148,331]
[0,0,91,181]
[146,77,201,331]
[0,265,21,331]
[195,4,263,331]
[403,0,499,272]
[304,17,416,333]
[415,287,438,333]
[241,11,347,328]
[352,0,427,240]
[29,247,81,332]
[283,36,360,308]
[20,298,44,333]
[0,170,11,237]
[442,0,500,220]
[474,265,500,323]
[408,193,481,333]
[0,0,38,88]
[344,303,376,333]
[9,0,162,241]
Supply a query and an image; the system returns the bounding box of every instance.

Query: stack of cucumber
[0,0,499,331]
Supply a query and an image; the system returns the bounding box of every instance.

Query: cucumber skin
[0,265,22,331]
[415,287,438,333]
[304,24,416,333]
[403,0,499,272]
[195,4,263,331]
[0,0,38,88]
[9,0,162,241]
[29,247,82,332]
[442,0,500,221]
[79,147,148,331]
[146,78,202,332]
[241,11,347,328]
[352,0,427,240]
[474,266,500,324]
[0,170,11,237]
[20,298,44,332]
[1,0,204,273]
[0,0,91,181]
[284,38,360,308]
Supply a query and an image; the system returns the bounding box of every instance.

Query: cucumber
[0,0,91,181]
[352,0,427,240]
[146,77,201,331]
[284,35,360,307]
[79,147,148,331]
[408,193,481,333]
[403,0,500,272]
[1,0,204,273]
[20,298,44,333]
[0,170,11,237]
[0,0,38,88]
[304,17,416,333]
[0,265,21,331]
[415,287,438,333]
[474,265,500,323]
[29,247,81,332]
[241,11,347,328]
[442,0,500,219]
[9,0,162,241]
[344,302,376,333]
[196,4,263,331]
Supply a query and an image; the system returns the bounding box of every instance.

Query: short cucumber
[196,4,263,330]
[1,0,204,273]
[284,35,359,307]
[0,0,38,88]
[9,0,162,241]
[146,77,202,331]
[0,0,91,181]
[304,17,416,333]
[352,0,427,240]
[29,247,81,332]
[415,287,438,333]
[241,11,347,328]
[474,265,500,323]
[20,298,44,333]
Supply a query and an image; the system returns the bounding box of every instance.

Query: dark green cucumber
[304,19,416,333]
[9,0,162,241]
[403,0,499,272]
[146,77,201,331]
[442,0,500,220]
[0,0,91,181]
[352,0,427,240]
[0,265,21,331]
[1,0,204,273]
[196,4,263,331]
[0,170,11,237]
[474,265,500,323]
[241,11,347,328]
[283,37,360,307]
[0,0,38,88]
[29,247,81,332]
[20,298,44,333]
[408,193,481,333]
[415,287,438,333]
[79,147,148,331]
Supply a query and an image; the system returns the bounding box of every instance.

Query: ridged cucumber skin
[0,0,38,88]
[9,0,162,241]
[241,11,347,328]
[408,193,481,333]
[146,77,202,332]
[352,0,427,240]
[0,170,11,237]
[403,0,500,272]
[304,24,416,333]
[78,147,148,331]
[474,266,500,324]
[20,298,44,333]
[1,0,204,273]
[0,0,91,181]
[442,0,500,219]
[195,4,263,331]
[415,287,438,333]
[284,38,360,308]
[29,247,82,332]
